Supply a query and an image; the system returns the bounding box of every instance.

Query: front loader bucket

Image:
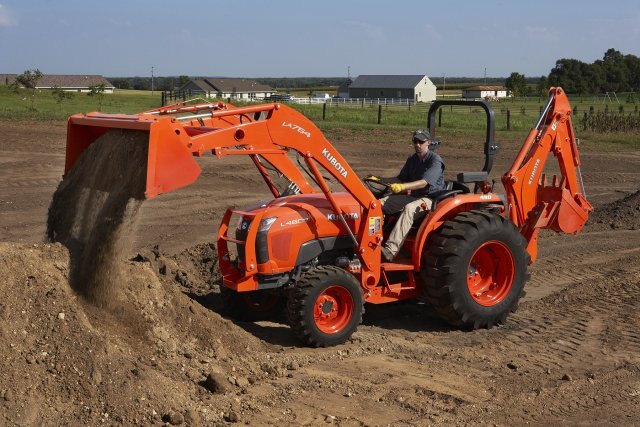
[65,113,201,199]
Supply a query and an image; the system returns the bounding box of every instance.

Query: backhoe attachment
[502,87,593,261]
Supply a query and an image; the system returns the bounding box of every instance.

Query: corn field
[581,111,640,133]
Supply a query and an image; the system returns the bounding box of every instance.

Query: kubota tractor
[63,87,592,347]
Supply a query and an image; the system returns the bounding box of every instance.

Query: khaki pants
[380,194,433,257]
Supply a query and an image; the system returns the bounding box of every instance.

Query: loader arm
[65,101,384,288]
[502,87,593,262]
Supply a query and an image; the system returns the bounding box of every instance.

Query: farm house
[180,78,275,100]
[0,74,115,93]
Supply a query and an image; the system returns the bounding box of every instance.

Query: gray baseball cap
[412,129,432,143]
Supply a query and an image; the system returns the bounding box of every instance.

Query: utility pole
[442,73,446,98]
[151,66,155,95]
[484,68,487,84]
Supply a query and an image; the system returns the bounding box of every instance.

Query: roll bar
[427,99,499,173]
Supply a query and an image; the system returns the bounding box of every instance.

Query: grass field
[1,86,637,149]
[0,87,160,120]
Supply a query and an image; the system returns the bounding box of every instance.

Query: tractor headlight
[258,217,277,232]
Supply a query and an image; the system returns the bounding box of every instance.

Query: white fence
[259,97,419,106]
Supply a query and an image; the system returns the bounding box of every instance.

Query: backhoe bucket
[65,113,201,199]
[550,191,592,234]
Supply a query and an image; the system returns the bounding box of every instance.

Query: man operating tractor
[370,129,446,261]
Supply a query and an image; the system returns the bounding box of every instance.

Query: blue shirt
[397,151,445,197]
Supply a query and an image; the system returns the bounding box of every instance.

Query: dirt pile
[46,129,148,306]
[587,190,640,231]
[0,242,269,425]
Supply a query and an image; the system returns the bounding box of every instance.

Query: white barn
[462,85,510,100]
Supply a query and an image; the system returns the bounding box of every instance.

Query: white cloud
[0,3,17,27]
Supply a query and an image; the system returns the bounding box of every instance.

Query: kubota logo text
[322,148,348,178]
[528,159,540,185]
[282,122,311,138]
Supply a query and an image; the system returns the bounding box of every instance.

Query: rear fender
[412,193,505,270]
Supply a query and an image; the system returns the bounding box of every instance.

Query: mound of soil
[0,242,267,425]
[587,190,640,231]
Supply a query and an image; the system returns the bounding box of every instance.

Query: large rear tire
[421,210,529,329]
[287,266,364,347]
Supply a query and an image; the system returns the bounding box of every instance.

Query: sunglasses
[413,138,429,145]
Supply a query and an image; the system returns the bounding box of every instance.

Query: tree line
[505,49,640,97]
[107,76,349,91]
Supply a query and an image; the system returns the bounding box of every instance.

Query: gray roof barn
[349,75,428,89]
[348,74,437,102]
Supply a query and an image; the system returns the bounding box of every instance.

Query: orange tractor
[64,88,592,347]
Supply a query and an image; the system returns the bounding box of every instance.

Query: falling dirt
[46,129,147,306]
[1,119,639,425]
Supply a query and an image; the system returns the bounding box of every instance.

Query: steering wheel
[363,178,391,198]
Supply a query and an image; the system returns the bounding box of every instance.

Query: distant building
[0,74,18,86]
[180,78,275,100]
[336,79,352,98]
[462,85,510,99]
[348,75,436,102]
[0,74,114,93]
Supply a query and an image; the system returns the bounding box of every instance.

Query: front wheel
[421,210,529,329]
[287,266,364,347]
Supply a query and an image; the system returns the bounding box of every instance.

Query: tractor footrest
[381,260,414,271]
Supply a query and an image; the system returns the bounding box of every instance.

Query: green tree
[87,83,106,110]
[15,69,43,110]
[51,86,74,108]
[505,72,527,97]
[537,76,549,98]
[109,78,130,89]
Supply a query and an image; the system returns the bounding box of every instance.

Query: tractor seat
[429,180,470,209]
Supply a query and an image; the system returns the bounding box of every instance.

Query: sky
[1,0,639,78]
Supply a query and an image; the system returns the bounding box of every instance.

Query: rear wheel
[287,266,364,347]
[220,287,284,322]
[421,210,529,329]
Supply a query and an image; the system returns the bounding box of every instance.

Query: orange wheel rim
[313,286,353,334]
[467,241,515,307]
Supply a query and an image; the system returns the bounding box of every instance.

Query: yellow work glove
[365,175,380,181]
[389,183,405,194]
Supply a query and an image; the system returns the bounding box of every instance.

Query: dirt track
[1,119,639,426]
